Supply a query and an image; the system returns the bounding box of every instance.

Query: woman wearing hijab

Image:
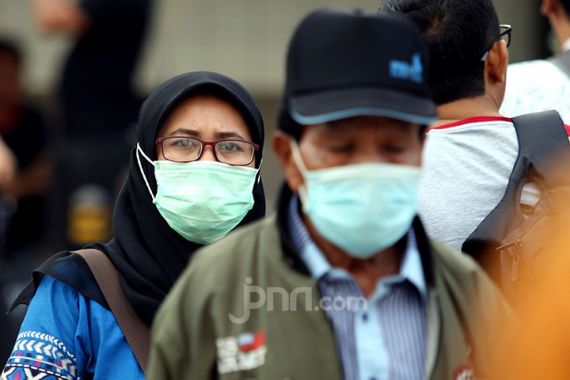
[1,71,266,380]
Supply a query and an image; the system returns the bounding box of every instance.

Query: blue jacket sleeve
[1,276,84,379]
[1,276,144,380]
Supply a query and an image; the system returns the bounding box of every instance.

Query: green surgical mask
[137,144,259,244]
[290,140,420,258]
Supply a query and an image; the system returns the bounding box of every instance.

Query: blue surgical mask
[290,141,420,258]
[137,144,260,244]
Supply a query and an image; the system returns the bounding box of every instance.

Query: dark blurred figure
[33,0,151,136]
[0,137,16,194]
[33,0,153,247]
[0,135,15,364]
[0,38,52,366]
[0,136,16,256]
[0,39,52,255]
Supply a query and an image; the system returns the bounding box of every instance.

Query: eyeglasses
[156,136,259,166]
[480,24,512,61]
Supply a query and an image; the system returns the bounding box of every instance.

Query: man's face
[274,115,425,193]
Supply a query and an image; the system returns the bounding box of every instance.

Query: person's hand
[7,153,54,198]
[0,138,16,192]
[33,0,90,34]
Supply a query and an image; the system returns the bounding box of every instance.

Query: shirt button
[362,313,368,322]
[370,377,377,380]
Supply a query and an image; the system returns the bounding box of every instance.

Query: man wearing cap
[148,9,510,380]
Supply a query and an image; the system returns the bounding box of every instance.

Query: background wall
[0,0,549,95]
[0,0,552,207]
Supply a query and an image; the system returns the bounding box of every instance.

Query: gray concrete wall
[495,0,547,62]
[1,0,548,94]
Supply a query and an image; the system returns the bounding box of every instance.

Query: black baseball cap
[282,9,437,129]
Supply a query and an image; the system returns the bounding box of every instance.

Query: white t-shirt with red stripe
[418,116,570,251]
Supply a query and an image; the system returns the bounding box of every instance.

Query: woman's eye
[218,142,242,152]
[172,139,197,148]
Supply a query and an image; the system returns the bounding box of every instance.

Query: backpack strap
[75,249,150,373]
[549,50,570,79]
[462,111,570,265]
[511,110,570,188]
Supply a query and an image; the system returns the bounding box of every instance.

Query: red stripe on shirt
[429,115,570,136]
[429,116,513,130]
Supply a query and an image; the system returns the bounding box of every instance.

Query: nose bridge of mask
[136,143,157,202]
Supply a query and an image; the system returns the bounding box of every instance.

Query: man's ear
[272,131,304,193]
[485,40,509,85]
[541,0,557,17]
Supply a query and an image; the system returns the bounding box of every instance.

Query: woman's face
[157,94,256,168]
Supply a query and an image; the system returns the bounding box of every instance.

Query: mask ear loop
[136,143,157,202]
[289,140,310,207]
[256,158,263,184]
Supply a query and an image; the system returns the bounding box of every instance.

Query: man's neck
[301,213,404,297]
[550,14,570,53]
[434,96,503,126]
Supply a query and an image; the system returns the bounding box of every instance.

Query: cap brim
[289,87,437,126]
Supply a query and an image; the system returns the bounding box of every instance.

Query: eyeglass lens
[161,137,255,165]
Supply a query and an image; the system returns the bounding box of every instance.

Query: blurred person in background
[32,0,153,248]
[33,0,152,135]
[0,137,16,193]
[0,38,52,366]
[0,135,15,365]
[1,71,266,379]
[501,0,570,122]
[0,38,53,258]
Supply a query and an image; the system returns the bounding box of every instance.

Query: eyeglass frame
[155,136,260,166]
[480,24,512,61]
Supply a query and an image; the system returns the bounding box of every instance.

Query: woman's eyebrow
[169,128,199,136]
[215,131,246,140]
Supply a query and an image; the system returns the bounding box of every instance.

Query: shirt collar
[287,195,427,298]
[288,195,331,279]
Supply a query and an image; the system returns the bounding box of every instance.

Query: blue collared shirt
[288,196,427,380]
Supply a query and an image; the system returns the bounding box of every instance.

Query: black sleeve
[3,105,48,169]
[78,0,151,26]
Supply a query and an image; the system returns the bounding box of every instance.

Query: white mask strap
[289,140,309,205]
[136,143,156,201]
[256,158,263,184]
[289,140,309,175]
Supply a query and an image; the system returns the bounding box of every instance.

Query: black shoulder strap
[76,249,150,374]
[511,110,570,188]
[462,111,570,261]
[549,51,570,78]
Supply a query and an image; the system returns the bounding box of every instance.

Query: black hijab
[15,72,266,326]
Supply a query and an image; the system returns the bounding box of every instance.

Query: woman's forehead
[158,94,252,140]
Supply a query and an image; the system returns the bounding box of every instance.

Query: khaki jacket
[148,188,511,380]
